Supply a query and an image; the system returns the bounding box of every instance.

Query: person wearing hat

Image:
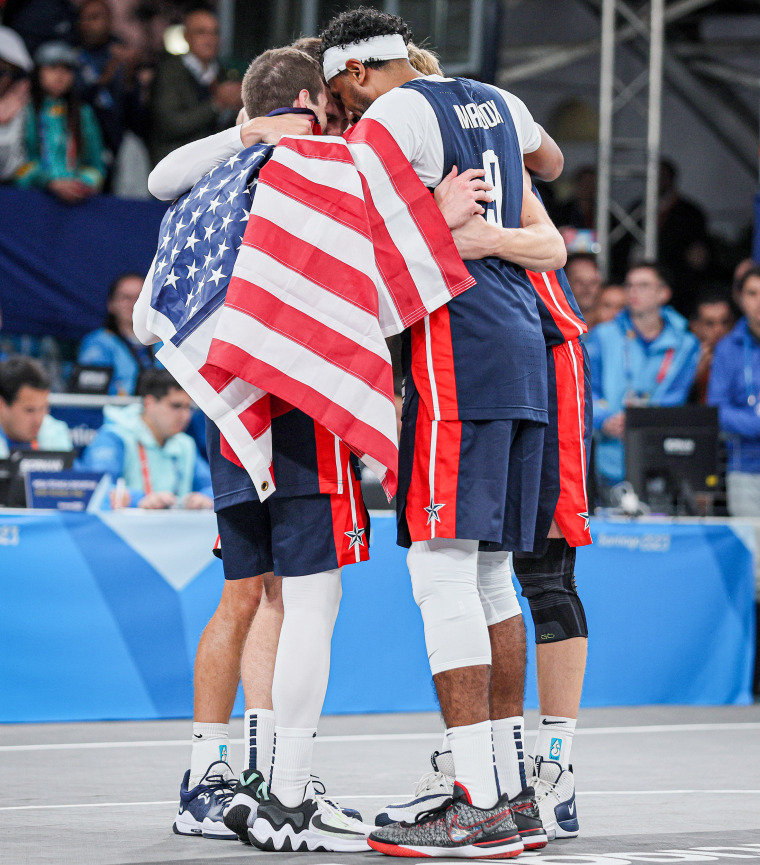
[0,26,33,181]
[14,40,105,202]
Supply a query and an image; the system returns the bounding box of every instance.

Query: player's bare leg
[194,575,263,723]
[433,665,491,728]
[174,575,263,840]
[240,573,282,776]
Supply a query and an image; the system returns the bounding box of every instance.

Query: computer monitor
[69,364,113,395]
[0,450,76,508]
[625,406,719,515]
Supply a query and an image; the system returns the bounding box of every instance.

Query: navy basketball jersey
[400,78,547,423]
[526,186,587,347]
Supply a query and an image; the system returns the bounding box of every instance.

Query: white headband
[322,34,409,82]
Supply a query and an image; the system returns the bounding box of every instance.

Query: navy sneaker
[531,756,579,840]
[173,760,237,840]
[375,750,454,826]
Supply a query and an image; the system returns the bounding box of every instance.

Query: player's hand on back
[241,114,315,148]
[434,166,493,230]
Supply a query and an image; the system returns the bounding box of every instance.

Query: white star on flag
[226,153,241,169]
[165,269,180,289]
[173,218,186,236]
[203,222,216,241]
[189,207,203,224]
[208,196,222,213]
[208,266,226,286]
[220,213,233,231]
[186,260,199,280]
[184,232,200,252]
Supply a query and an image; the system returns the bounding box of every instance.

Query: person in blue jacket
[708,265,760,516]
[80,369,212,508]
[78,272,159,395]
[586,261,700,488]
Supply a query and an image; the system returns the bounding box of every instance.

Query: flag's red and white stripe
[202,120,475,501]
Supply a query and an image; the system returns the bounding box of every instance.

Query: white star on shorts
[577,511,590,531]
[345,523,366,550]
[424,498,445,525]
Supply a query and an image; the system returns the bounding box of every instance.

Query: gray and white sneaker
[368,782,524,859]
[530,755,579,840]
[311,774,363,822]
[223,767,269,844]
[375,750,455,826]
[250,790,373,852]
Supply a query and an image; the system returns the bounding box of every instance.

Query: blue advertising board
[0,513,754,722]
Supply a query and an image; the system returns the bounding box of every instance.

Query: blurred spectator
[732,257,755,301]
[555,165,595,230]
[589,283,626,329]
[148,7,241,166]
[79,369,212,509]
[75,0,149,166]
[708,267,760,516]
[689,293,734,404]
[0,356,72,455]
[614,160,710,315]
[2,0,77,55]
[586,261,699,488]
[78,271,159,395]
[655,159,710,314]
[0,25,32,180]
[15,41,105,201]
[565,252,601,321]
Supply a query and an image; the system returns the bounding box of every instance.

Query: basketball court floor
[3,705,760,864]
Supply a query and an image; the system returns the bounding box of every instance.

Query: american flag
[139,121,475,502]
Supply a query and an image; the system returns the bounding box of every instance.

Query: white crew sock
[269,726,316,807]
[244,708,275,779]
[190,722,230,787]
[492,716,525,799]
[446,720,498,809]
[534,715,576,770]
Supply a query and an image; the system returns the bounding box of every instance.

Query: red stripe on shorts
[553,340,592,547]
[328,463,370,568]
[405,397,461,542]
[410,305,459,420]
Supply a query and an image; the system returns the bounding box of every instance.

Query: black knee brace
[512,539,588,644]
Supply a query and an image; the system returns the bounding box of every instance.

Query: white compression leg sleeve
[407,539,491,675]
[270,569,342,806]
[477,551,522,626]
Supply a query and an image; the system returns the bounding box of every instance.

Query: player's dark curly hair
[318,6,413,64]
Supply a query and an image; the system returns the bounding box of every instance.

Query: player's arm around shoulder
[444,169,566,271]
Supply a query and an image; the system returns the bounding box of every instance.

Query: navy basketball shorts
[216,481,369,579]
[533,337,593,550]
[396,388,545,553]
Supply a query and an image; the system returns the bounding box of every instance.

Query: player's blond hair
[407,42,443,76]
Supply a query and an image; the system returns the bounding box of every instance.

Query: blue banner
[0,513,754,723]
[0,188,167,339]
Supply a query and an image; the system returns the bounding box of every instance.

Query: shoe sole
[223,799,257,844]
[519,827,548,849]
[249,823,369,853]
[172,821,202,837]
[367,837,524,859]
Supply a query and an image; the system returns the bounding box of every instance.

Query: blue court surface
[3,705,759,865]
